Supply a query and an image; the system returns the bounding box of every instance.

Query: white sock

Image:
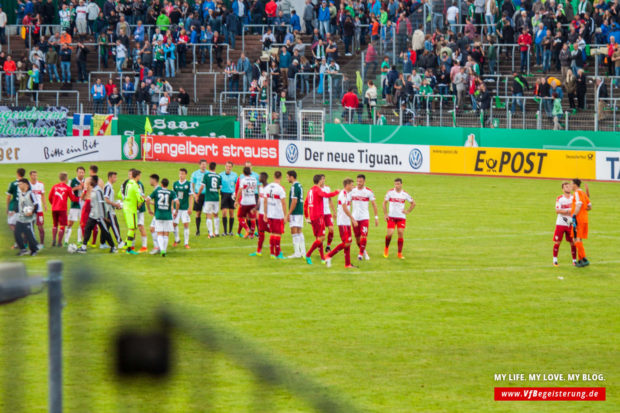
[206,218,213,235]
[142,235,148,248]
[76,227,83,243]
[157,235,165,252]
[174,226,179,242]
[163,235,169,252]
[299,233,306,254]
[293,234,302,255]
[151,231,159,249]
[214,218,219,235]
[64,227,72,243]
[184,227,190,245]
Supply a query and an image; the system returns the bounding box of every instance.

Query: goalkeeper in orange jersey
[571,179,591,267]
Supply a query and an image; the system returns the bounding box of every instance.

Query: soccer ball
[334,118,341,124]
[67,244,78,254]
[117,201,123,209]
[23,206,34,215]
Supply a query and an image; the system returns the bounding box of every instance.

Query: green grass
[0,161,618,412]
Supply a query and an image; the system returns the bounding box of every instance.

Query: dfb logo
[285,143,299,163]
[408,148,423,170]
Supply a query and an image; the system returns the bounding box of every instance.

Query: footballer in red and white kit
[303,174,340,264]
[29,170,46,246]
[325,178,358,268]
[234,167,258,238]
[319,179,336,252]
[350,174,379,261]
[48,172,80,247]
[553,181,577,267]
[263,172,288,258]
[250,172,270,256]
[383,178,416,259]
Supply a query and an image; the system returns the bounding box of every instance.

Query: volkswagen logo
[286,143,299,163]
[409,148,423,170]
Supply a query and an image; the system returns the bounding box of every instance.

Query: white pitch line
[193,260,620,277]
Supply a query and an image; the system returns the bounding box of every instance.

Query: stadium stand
[0,0,619,132]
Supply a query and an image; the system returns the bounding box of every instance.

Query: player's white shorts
[289,214,304,228]
[174,210,191,224]
[154,219,174,233]
[68,208,81,222]
[202,201,219,214]
[7,212,17,226]
[137,212,145,226]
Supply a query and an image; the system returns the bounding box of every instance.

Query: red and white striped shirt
[384,189,413,219]
[350,186,375,221]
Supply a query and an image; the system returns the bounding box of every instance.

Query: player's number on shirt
[210,177,219,190]
[158,193,170,210]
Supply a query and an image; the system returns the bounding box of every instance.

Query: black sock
[196,216,201,232]
[222,217,228,233]
[229,218,234,233]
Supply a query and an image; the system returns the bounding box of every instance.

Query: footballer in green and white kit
[173,168,193,247]
[198,162,222,237]
[148,178,178,256]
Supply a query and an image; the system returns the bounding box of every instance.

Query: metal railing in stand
[218,91,277,117]
[319,72,345,122]
[16,89,80,108]
[190,43,230,75]
[241,24,292,54]
[193,71,221,103]
[87,71,139,101]
[293,72,320,104]
[594,96,620,132]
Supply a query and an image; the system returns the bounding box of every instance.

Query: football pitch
[1,161,618,412]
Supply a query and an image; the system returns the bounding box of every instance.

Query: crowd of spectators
[1,0,619,124]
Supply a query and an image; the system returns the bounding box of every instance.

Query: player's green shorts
[124,210,138,230]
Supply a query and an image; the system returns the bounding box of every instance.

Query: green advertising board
[118,115,235,139]
[325,123,620,151]
[121,135,142,160]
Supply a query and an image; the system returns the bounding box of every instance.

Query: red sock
[328,242,344,258]
[269,235,275,255]
[553,244,559,258]
[257,231,265,253]
[397,238,404,253]
[319,243,325,260]
[571,244,577,260]
[275,235,281,256]
[58,227,65,244]
[306,239,321,257]
[52,227,58,244]
[249,219,256,233]
[359,237,367,254]
[344,245,351,266]
[327,230,333,246]
[385,235,392,248]
[38,224,45,244]
[92,226,98,243]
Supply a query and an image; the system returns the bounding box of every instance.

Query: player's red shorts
[36,211,44,225]
[324,214,334,227]
[52,210,68,227]
[353,219,369,237]
[387,217,406,229]
[268,218,284,235]
[239,204,256,218]
[310,216,325,237]
[553,225,573,242]
[338,225,352,243]
[575,220,588,239]
[80,199,91,227]
[257,214,270,232]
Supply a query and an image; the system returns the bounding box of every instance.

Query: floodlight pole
[47,260,63,413]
